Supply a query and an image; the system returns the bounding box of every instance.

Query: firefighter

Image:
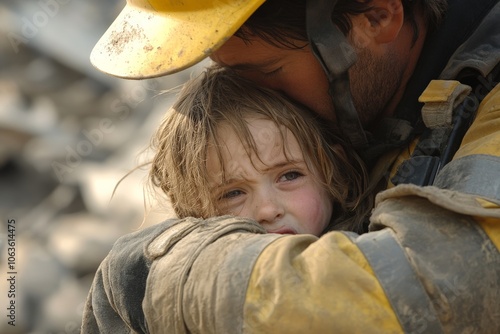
[82,0,500,332]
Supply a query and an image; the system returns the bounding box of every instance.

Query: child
[149,66,371,235]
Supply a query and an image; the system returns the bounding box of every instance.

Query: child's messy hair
[149,66,372,233]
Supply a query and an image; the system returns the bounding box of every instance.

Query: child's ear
[350,0,404,47]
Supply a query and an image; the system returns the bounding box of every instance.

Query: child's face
[206,117,333,236]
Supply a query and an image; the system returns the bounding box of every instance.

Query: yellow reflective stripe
[244,233,403,333]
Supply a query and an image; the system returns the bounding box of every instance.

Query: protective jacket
[82,1,500,333]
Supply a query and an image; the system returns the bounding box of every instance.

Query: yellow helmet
[91,0,265,79]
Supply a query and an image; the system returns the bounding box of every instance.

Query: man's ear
[351,0,404,46]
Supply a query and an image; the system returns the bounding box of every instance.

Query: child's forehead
[208,117,304,169]
[216,117,286,149]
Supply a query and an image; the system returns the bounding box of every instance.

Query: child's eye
[221,189,244,199]
[279,171,303,182]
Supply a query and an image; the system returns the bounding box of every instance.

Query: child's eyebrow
[258,159,306,172]
[209,177,245,196]
[209,174,245,191]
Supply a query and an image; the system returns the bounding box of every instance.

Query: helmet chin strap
[306,0,369,150]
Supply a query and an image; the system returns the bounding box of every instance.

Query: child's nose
[254,195,284,226]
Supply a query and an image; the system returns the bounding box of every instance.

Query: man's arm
[81,216,277,333]
[82,194,500,333]
[137,185,499,334]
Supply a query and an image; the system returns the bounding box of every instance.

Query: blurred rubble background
[0,1,205,332]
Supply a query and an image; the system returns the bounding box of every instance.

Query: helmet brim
[91,0,264,79]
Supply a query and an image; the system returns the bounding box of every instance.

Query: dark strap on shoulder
[306,0,368,149]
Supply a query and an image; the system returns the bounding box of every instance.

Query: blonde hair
[150,66,372,233]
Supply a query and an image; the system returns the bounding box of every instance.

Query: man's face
[210,36,335,121]
[211,34,408,127]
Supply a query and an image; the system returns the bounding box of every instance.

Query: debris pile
[0,1,205,332]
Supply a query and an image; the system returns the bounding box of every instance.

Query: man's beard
[349,46,406,127]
